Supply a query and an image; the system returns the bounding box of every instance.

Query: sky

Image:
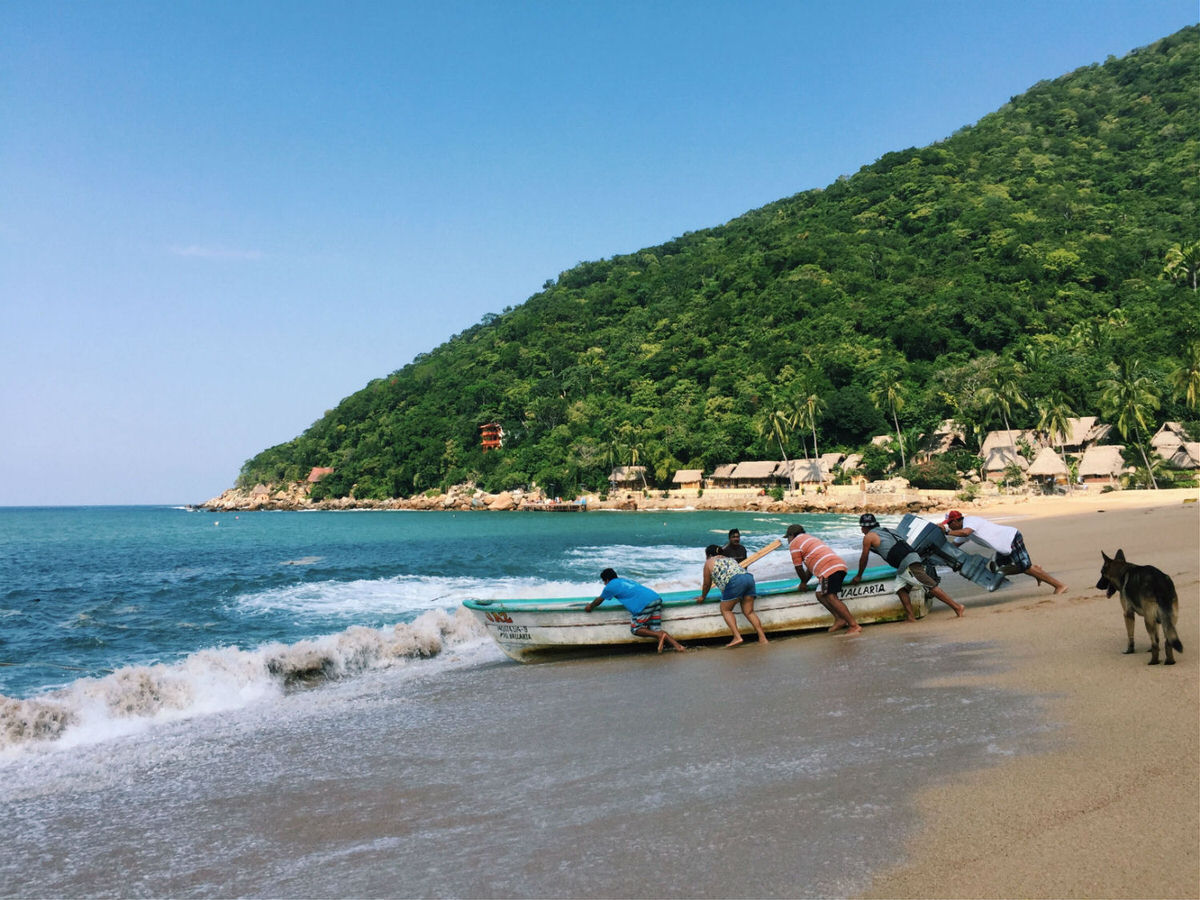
[2,1,1195,505]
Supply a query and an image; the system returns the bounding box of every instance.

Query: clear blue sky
[2,1,1195,505]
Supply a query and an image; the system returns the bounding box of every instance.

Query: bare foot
[1054,585,1069,595]
[846,625,863,635]
[725,637,744,648]
[952,602,965,617]
[904,615,917,623]
[657,633,667,653]
[756,635,769,644]
[828,621,847,633]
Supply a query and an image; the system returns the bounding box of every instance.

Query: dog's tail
[1158,574,1184,653]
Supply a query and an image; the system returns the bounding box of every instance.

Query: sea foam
[0,606,487,756]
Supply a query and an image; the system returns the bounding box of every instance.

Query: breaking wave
[0,607,489,756]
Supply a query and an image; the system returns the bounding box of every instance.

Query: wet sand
[862,488,1200,898]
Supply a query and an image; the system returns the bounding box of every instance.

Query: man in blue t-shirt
[585,568,685,653]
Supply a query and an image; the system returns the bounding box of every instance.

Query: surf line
[0,661,114,673]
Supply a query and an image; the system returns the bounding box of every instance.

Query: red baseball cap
[942,510,964,523]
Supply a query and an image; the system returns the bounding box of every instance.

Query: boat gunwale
[462,564,902,613]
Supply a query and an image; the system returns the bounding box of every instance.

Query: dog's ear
[1101,550,1111,562]
[1115,549,1125,561]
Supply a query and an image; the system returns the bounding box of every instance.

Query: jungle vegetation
[238,26,1200,500]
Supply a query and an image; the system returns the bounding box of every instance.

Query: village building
[671,469,703,491]
[1078,445,1127,486]
[819,451,845,471]
[981,445,1028,481]
[917,419,969,460]
[1151,422,1189,458]
[1167,441,1200,472]
[608,465,647,490]
[1026,446,1070,492]
[707,463,738,489]
[726,460,780,490]
[1056,416,1112,453]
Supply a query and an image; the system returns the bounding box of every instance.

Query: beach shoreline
[860,487,1200,898]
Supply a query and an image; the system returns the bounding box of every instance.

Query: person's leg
[1024,564,1068,594]
[930,585,965,616]
[895,586,916,621]
[719,599,743,646]
[738,596,768,643]
[823,592,861,634]
[633,626,685,652]
[907,564,964,616]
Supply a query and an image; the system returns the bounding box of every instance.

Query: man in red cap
[940,511,1067,594]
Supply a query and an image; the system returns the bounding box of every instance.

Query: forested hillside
[239,26,1199,500]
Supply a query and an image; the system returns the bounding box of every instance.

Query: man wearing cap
[940,511,1067,594]
[852,513,965,618]
[784,524,861,634]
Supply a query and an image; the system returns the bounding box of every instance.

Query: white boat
[463,564,928,663]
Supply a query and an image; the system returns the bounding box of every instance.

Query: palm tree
[799,392,825,462]
[1099,360,1160,489]
[979,364,1029,436]
[628,442,648,491]
[1170,342,1200,412]
[1162,240,1200,291]
[1037,392,1076,493]
[871,379,908,469]
[757,407,797,490]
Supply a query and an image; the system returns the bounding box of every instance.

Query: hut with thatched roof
[671,469,703,491]
[1078,445,1126,486]
[982,446,1028,481]
[728,460,780,489]
[608,465,646,489]
[707,463,738,488]
[1167,442,1200,472]
[1151,422,1188,457]
[1027,447,1070,491]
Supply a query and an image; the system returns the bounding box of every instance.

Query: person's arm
[944,525,974,546]
[796,563,812,591]
[851,535,873,583]
[697,559,714,603]
[584,594,604,612]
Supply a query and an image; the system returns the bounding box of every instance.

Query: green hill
[239,26,1199,500]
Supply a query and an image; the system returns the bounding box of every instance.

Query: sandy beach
[862,488,1200,899]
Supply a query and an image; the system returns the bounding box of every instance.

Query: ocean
[0,507,1056,897]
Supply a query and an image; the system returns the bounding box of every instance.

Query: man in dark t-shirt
[721,528,747,562]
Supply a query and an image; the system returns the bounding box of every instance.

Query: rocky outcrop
[200,480,982,514]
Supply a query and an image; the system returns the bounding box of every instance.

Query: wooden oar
[740,539,782,568]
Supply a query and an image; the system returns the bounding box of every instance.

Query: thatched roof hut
[1027,447,1069,486]
[1078,446,1126,484]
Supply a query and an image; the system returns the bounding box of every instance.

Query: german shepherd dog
[1097,550,1183,665]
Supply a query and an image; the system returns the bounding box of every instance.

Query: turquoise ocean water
[0,507,1054,898]
[0,506,864,742]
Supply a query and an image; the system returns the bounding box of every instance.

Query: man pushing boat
[585,569,686,653]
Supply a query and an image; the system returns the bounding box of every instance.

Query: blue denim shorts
[720,572,756,602]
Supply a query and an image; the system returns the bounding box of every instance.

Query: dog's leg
[1161,594,1182,665]
[1143,605,1161,665]
[1123,599,1137,655]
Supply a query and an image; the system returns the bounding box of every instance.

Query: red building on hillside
[480,422,503,452]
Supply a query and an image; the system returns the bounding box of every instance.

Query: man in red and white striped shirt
[785,524,862,634]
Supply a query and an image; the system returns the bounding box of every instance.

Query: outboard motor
[895,513,1008,592]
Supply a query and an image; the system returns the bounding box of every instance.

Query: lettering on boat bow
[495,624,532,641]
[839,580,890,600]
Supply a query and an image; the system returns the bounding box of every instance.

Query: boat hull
[464,566,927,662]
